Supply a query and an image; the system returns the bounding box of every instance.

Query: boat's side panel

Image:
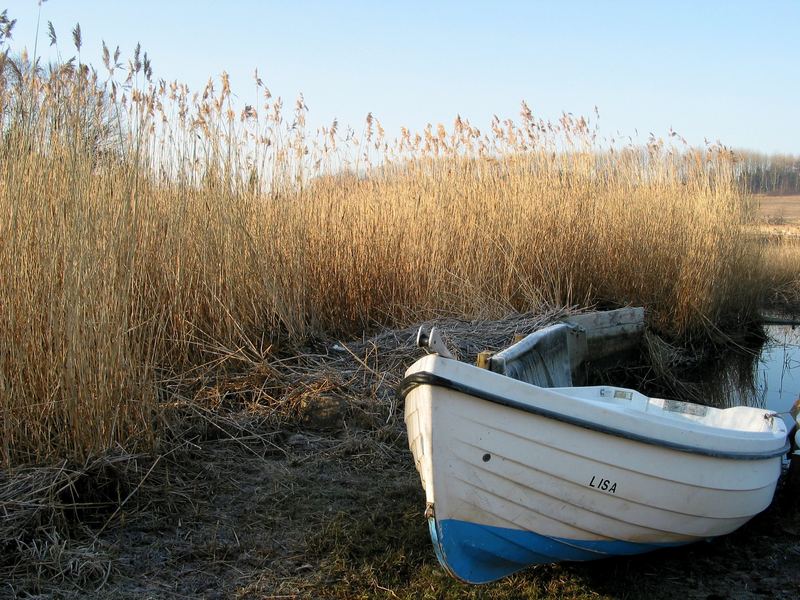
[448,406,781,523]
[428,388,780,538]
[404,384,435,504]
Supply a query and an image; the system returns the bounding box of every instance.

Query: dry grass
[0,23,772,467]
[759,239,800,311]
[755,193,800,223]
[750,195,800,311]
[0,311,566,594]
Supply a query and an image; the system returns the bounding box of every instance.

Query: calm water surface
[677,323,799,441]
[754,324,800,431]
[687,324,799,432]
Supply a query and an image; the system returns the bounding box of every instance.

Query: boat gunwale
[398,371,791,461]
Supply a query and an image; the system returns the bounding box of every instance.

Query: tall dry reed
[759,238,800,309]
[0,22,764,465]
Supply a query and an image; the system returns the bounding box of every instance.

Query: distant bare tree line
[736,151,800,195]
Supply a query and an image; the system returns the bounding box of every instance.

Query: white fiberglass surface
[408,354,787,449]
[555,385,779,433]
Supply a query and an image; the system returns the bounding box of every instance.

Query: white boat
[401,324,791,584]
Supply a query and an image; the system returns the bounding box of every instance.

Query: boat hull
[402,355,787,583]
[429,518,682,584]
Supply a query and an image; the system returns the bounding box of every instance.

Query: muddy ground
[3,313,800,599]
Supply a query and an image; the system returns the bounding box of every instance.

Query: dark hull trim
[398,371,790,461]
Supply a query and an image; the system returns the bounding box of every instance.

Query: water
[675,323,799,433]
[753,324,800,431]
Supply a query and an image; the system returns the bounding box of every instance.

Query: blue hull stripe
[429,518,688,584]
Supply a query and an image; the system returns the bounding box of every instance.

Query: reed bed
[760,239,800,310]
[0,24,766,466]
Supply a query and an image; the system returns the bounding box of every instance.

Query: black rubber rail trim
[398,371,791,461]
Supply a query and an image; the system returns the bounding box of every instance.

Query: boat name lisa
[589,475,617,493]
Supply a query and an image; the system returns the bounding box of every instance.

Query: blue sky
[5,1,799,153]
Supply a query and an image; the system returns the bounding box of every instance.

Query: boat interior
[487,324,778,433]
